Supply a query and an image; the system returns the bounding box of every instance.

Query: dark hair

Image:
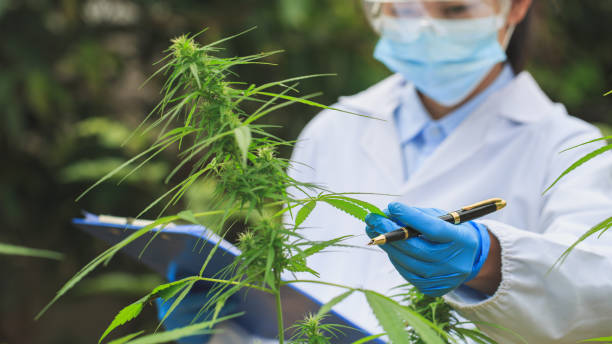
[506,5,533,73]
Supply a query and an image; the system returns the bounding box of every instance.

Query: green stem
[275,289,284,344]
[280,279,358,291]
[192,277,273,293]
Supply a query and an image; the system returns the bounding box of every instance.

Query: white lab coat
[284,72,612,343]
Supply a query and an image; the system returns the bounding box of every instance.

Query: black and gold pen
[367,198,507,245]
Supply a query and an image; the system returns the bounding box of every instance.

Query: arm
[463,230,502,295]
[446,129,612,343]
[365,123,612,342]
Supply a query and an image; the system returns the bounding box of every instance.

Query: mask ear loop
[499,0,516,49]
[502,24,516,49]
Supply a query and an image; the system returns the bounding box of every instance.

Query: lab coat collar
[338,70,553,125]
[337,70,554,189]
[337,73,405,121]
[395,86,430,144]
[496,71,556,124]
[397,64,515,146]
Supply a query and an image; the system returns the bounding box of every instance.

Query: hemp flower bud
[170,34,197,58]
[257,146,275,161]
[237,231,255,250]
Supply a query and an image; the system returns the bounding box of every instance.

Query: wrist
[464,228,502,295]
[466,222,491,282]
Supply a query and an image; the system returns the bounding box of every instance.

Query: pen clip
[461,198,506,211]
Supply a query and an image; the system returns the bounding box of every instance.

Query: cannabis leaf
[107,331,145,344]
[124,313,241,344]
[317,290,354,317]
[365,290,445,344]
[100,279,193,343]
[332,196,385,217]
[100,299,146,343]
[295,200,316,229]
[321,198,369,222]
[552,216,612,269]
[0,242,63,260]
[580,336,612,342]
[543,143,612,194]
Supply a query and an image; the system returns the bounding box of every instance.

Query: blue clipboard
[73,212,383,343]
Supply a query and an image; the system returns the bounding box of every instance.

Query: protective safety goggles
[362,0,512,42]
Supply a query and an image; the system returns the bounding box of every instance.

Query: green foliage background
[1,0,611,343]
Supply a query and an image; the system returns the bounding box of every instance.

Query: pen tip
[367,240,374,246]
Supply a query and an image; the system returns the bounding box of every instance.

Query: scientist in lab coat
[286,0,612,343]
[159,0,612,343]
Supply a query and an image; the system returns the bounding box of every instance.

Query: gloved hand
[156,262,236,344]
[365,202,490,297]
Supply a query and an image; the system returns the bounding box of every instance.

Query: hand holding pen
[364,199,506,297]
[368,198,506,245]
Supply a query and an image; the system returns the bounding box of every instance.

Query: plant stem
[275,289,285,344]
[192,277,273,293]
[280,279,358,291]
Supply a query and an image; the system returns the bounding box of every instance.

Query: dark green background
[1,1,611,343]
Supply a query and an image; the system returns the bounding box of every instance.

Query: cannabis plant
[544,90,612,343]
[544,91,612,268]
[0,242,63,260]
[36,29,496,344]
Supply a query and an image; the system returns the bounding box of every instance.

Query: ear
[507,0,532,26]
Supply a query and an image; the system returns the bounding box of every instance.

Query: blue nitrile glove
[365,202,490,297]
[156,262,237,344]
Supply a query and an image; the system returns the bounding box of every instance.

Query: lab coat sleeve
[444,123,612,343]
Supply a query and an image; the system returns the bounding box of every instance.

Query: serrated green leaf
[317,290,354,317]
[125,313,242,344]
[36,215,179,321]
[157,281,195,330]
[322,198,369,222]
[326,196,385,217]
[0,242,63,260]
[365,291,444,344]
[107,331,145,344]
[100,298,146,343]
[152,279,193,301]
[299,236,351,259]
[350,333,386,344]
[285,258,318,276]
[365,291,413,344]
[233,126,251,165]
[285,235,350,277]
[295,200,316,229]
[468,320,527,344]
[543,143,612,194]
[454,328,496,344]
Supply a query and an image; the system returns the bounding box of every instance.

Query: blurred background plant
[1,0,611,343]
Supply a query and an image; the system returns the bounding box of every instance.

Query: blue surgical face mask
[373,16,509,107]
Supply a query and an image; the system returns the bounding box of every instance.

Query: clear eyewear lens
[363,0,509,41]
[364,0,504,19]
